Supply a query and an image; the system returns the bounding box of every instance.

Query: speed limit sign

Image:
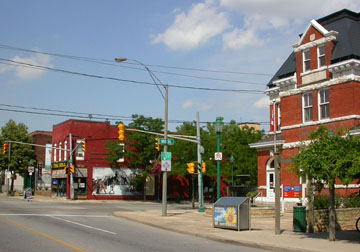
[214,152,222,161]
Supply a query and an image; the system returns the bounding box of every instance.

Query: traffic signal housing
[82,140,86,152]
[118,123,125,141]
[3,143,8,155]
[70,165,75,173]
[155,138,160,152]
[64,166,69,174]
[187,162,195,174]
[202,162,206,174]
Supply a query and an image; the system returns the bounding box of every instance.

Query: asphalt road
[0,197,269,252]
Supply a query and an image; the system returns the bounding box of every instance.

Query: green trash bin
[293,206,307,232]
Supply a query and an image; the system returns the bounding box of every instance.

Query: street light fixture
[115,57,169,217]
[215,117,224,201]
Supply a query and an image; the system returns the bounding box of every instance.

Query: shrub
[342,195,360,208]
[314,195,342,209]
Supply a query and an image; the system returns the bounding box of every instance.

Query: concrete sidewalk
[113,205,360,252]
[2,194,359,251]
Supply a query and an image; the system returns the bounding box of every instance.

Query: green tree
[105,115,163,200]
[292,126,360,241]
[0,120,35,193]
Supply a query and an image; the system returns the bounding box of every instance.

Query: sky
[1,0,359,134]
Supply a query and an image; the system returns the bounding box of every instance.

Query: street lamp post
[115,58,169,216]
[215,117,224,201]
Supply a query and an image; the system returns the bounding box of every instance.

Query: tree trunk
[329,180,336,241]
[306,176,314,233]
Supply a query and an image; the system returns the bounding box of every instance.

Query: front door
[267,171,275,201]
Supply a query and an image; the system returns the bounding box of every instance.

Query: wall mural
[92,167,142,196]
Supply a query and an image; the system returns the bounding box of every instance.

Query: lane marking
[50,216,117,235]
[0,216,87,252]
[0,214,112,217]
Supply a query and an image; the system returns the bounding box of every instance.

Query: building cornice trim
[281,115,360,131]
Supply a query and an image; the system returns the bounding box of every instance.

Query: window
[64,140,68,160]
[117,142,125,163]
[303,49,311,72]
[59,142,62,161]
[277,104,281,130]
[76,140,84,160]
[319,89,329,120]
[53,143,57,162]
[303,93,313,122]
[318,45,326,68]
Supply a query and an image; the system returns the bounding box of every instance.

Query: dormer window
[318,45,325,68]
[303,49,311,72]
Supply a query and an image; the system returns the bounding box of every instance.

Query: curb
[113,212,318,252]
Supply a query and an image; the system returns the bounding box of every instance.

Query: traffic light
[70,165,75,173]
[118,123,125,141]
[155,138,160,152]
[82,140,86,152]
[202,162,206,174]
[64,166,69,174]
[3,143,8,155]
[187,162,195,174]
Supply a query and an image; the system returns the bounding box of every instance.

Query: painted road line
[0,216,87,252]
[0,214,112,217]
[50,216,117,235]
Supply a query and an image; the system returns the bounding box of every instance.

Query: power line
[0,105,269,125]
[0,44,273,77]
[0,58,264,94]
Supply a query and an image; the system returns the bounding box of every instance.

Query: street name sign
[214,152,222,161]
[158,138,174,145]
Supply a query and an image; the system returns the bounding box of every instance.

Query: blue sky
[1,0,359,133]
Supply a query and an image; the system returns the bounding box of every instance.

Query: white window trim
[75,140,85,161]
[53,143,57,162]
[64,140,68,161]
[59,142,62,161]
[117,142,125,163]
[303,49,310,72]
[302,92,313,123]
[277,104,281,131]
[317,45,326,68]
[318,89,329,120]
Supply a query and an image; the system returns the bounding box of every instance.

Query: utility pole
[197,112,204,212]
[69,133,74,200]
[7,142,11,196]
[273,100,281,235]
[162,85,168,216]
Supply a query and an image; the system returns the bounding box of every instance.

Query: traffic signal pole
[69,133,74,200]
[162,85,168,216]
[7,142,11,196]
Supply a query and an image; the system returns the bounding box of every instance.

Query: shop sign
[283,184,302,198]
[51,161,69,169]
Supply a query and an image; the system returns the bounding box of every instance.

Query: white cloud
[220,0,360,51]
[223,27,264,50]
[253,96,269,109]
[0,53,52,80]
[182,99,213,111]
[182,100,194,109]
[152,0,231,51]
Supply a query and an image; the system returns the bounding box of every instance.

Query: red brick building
[51,119,190,200]
[250,9,360,202]
[51,119,147,200]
